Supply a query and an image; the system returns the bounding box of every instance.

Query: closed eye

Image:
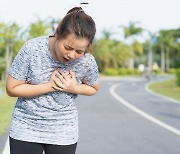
[64,45,85,54]
[76,50,84,54]
[64,45,73,50]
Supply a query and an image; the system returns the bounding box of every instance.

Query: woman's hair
[55,7,96,45]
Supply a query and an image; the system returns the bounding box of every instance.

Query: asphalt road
[1,75,180,154]
[75,76,180,154]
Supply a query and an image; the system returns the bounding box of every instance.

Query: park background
[0,0,180,152]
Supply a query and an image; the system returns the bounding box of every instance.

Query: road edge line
[109,83,180,136]
[2,136,10,154]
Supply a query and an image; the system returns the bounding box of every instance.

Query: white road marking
[110,83,180,136]
[2,137,10,154]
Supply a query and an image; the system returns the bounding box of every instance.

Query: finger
[57,69,68,77]
[52,85,64,91]
[53,78,64,88]
[69,70,75,78]
[60,71,71,81]
[52,69,59,77]
[56,72,67,83]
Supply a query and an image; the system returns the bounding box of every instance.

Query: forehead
[63,33,89,49]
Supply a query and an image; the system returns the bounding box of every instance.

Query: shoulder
[82,53,96,63]
[25,36,48,51]
[81,53,98,71]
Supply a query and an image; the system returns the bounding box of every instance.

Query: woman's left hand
[53,70,78,93]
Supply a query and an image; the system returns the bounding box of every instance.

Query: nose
[67,50,75,59]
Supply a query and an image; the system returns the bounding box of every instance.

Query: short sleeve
[82,55,99,86]
[8,42,31,81]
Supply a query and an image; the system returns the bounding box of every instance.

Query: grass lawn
[148,79,180,101]
[0,81,16,135]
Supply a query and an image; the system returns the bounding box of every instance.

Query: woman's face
[53,33,89,63]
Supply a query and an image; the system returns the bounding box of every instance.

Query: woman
[6,7,99,154]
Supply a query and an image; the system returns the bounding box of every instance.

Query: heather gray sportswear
[9,36,99,145]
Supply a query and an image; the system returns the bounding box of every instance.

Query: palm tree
[144,30,158,71]
[158,30,176,72]
[101,28,115,40]
[120,21,143,68]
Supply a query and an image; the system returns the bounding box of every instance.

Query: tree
[155,29,180,72]
[143,31,158,71]
[101,28,115,40]
[120,21,143,68]
[0,22,21,79]
[28,18,51,39]
[93,39,113,72]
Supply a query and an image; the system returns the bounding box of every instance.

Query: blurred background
[0,0,180,153]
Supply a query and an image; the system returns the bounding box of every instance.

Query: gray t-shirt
[9,36,99,145]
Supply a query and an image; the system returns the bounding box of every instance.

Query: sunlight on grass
[0,81,16,135]
[148,79,180,101]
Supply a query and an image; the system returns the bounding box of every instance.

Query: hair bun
[66,7,84,15]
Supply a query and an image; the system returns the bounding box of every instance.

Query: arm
[74,83,99,96]
[6,71,58,98]
[53,70,99,96]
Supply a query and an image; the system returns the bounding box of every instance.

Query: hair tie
[77,8,84,13]
[66,7,85,15]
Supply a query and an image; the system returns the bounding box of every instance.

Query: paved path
[75,75,180,154]
[2,75,180,154]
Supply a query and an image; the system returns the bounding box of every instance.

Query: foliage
[28,18,51,39]
[122,21,143,39]
[101,28,115,39]
[0,22,21,56]
[104,68,119,76]
[103,68,138,76]
[0,57,6,80]
[155,28,180,68]
[118,68,127,76]
[120,21,144,69]
[176,68,180,86]
[132,41,143,55]
[94,39,131,72]
[0,19,54,81]
[167,68,176,74]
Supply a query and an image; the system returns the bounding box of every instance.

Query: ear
[86,44,93,53]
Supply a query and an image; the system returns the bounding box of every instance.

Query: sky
[0,0,180,39]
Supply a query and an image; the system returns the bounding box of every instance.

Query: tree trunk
[160,43,165,73]
[148,42,153,71]
[165,47,170,72]
[128,58,134,69]
[5,41,13,80]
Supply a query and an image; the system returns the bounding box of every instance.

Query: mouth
[63,57,70,62]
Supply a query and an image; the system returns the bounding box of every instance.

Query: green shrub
[118,68,127,76]
[156,68,161,74]
[134,69,139,75]
[176,68,180,86]
[127,69,138,75]
[126,69,134,75]
[0,58,6,80]
[104,68,119,76]
[103,68,143,76]
[168,68,176,74]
